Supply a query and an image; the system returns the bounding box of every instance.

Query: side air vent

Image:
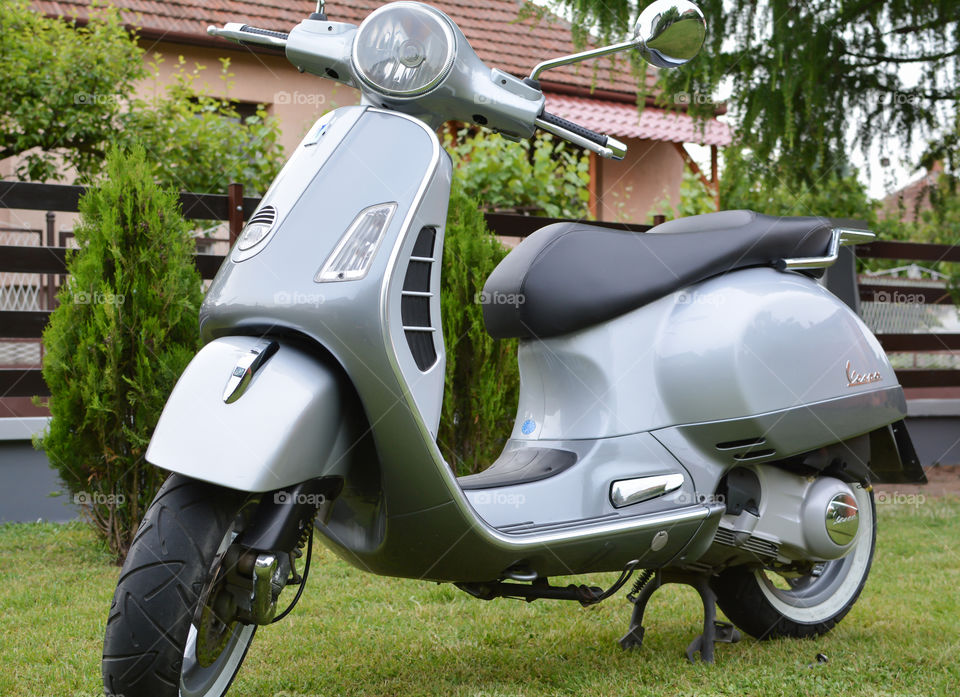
[401,227,438,371]
[732,448,777,462]
[236,205,278,251]
[714,527,780,561]
[716,436,766,451]
[716,436,775,462]
[248,205,277,228]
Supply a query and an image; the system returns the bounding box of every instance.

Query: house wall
[594,139,685,223]
[0,40,352,234]
[138,43,354,156]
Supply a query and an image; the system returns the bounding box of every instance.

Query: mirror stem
[530,40,635,81]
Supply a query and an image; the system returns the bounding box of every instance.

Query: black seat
[481,210,841,340]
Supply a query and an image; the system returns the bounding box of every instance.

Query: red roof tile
[545,93,731,145]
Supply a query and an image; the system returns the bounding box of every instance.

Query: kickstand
[618,570,741,663]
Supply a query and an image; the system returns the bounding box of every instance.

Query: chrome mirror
[634,0,706,68]
[529,1,705,81]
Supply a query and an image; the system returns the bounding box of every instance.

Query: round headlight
[352,2,456,98]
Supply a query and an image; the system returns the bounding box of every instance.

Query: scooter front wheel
[102,474,258,697]
[712,485,876,639]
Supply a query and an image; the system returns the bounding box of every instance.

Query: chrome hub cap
[825,492,859,545]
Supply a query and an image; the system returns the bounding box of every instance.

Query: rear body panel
[510,267,900,443]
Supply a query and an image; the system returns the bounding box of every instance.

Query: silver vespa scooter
[102,2,926,695]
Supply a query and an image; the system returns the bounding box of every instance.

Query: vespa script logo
[845,360,883,388]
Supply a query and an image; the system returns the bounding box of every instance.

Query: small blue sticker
[521,419,536,435]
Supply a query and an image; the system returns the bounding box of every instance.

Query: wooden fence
[856,241,960,388]
[1,181,958,400]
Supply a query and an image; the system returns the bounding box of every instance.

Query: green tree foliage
[446,129,591,218]
[121,56,284,196]
[0,0,144,181]
[920,109,960,198]
[720,147,877,220]
[36,145,204,560]
[551,0,959,190]
[439,183,520,475]
[1,1,283,193]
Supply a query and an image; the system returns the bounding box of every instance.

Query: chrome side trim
[610,473,685,508]
[489,503,717,546]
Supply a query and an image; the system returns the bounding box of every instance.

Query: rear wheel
[102,475,258,697]
[712,485,876,639]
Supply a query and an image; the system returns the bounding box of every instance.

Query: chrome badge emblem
[825,493,859,545]
[845,360,882,388]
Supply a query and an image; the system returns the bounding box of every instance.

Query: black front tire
[712,485,876,639]
[102,474,256,697]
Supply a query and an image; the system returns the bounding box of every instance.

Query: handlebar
[539,112,608,147]
[238,25,289,41]
[208,21,627,160]
[207,23,289,49]
[536,111,627,160]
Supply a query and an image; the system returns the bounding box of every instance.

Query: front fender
[146,336,355,492]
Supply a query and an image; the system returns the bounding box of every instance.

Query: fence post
[45,211,56,311]
[653,214,666,226]
[228,183,244,244]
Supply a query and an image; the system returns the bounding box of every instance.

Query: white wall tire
[712,485,876,639]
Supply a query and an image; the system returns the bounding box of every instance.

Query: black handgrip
[240,25,290,41]
[539,111,608,147]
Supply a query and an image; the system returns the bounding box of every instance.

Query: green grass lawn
[2,497,959,697]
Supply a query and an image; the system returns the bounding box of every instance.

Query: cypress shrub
[439,183,520,475]
[36,144,204,561]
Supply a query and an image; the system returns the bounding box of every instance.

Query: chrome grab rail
[780,227,875,271]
